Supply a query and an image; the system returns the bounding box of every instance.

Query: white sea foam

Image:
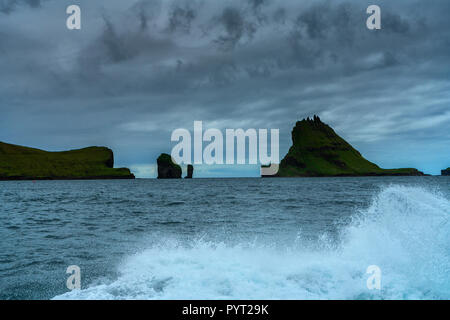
[54,185,450,300]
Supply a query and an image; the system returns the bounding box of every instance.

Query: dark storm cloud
[382,11,411,34]
[168,4,196,33]
[215,7,248,49]
[129,0,163,31]
[0,0,449,176]
[0,0,40,14]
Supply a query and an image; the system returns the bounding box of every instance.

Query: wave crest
[54,185,450,300]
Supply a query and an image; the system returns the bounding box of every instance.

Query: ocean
[0,177,449,300]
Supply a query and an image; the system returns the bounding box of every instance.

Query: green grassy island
[268,116,424,177]
[0,141,135,180]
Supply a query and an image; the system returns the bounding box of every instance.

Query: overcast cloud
[0,0,449,176]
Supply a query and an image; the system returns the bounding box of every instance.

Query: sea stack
[185,164,194,179]
[265,116,425,177]
[157,153,182,179]
[442,168,450,176]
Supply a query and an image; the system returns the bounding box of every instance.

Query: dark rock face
[442,168,450,176]
[105,149,114,168]
[157,153,182,179]
[266,116,425,177]
[185,164,194,179]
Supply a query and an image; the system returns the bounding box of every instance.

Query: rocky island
[157,154,194,179]
[442,168,450,176]
[265,116,424,177]
[157,153,182,179]
[185,164,194,179]
[0,141,135,180]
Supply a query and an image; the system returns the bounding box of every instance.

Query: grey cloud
[214,7,249,50]
[272,7,287,25]
[0,0,41,14]
[168,5,196,33]
[77,16,176,74]
[248,0,267,11]
[382,11,411,34]
[130,0,163,31]
[247,0,269,23]
[297,3,332,40]
[100,16,130,63]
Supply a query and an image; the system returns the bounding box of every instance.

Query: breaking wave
[54,185,450,300]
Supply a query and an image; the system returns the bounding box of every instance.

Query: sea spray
[340,185,450,299]
[54,185,449,300]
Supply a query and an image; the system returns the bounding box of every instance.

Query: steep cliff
[0,141,135,180]
[157,153,182,179]
[185,164,194,179]
[271,116,424,177]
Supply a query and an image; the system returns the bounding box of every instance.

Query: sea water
[0,177,448,300]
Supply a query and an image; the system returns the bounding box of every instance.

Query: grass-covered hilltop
[270,116,424,177]
[0,141,135,180]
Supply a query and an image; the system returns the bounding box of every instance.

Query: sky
[0,0,449,177]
